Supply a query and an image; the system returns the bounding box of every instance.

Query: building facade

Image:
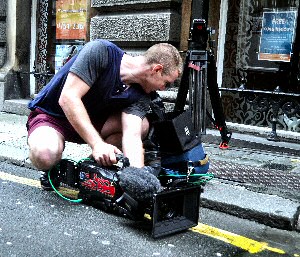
[0,0,299,137]
[219,0,300,139]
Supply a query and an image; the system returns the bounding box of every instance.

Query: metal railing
[219,86,300,141]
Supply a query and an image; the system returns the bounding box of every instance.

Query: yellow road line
[0,171,79,198]
[0,171,41,188]
[0,171,296,255]
[190,223,285,254]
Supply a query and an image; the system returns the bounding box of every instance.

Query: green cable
[48,162,83,203]
[158,173,214,185]
[190,174,214,185]
[77,157,92,163]
[48,157,97,203]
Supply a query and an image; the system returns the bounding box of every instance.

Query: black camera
[55,158,202,238]
[189,19,209,50]
[150,186,202,238]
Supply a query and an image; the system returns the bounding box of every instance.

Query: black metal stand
[175,50,208,136]
[175,19,232,148]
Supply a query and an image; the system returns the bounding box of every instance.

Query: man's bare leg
[28,126,65,190]
[28,126,65,170]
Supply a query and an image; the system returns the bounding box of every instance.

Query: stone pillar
[0,0,7,111]
[0,0,31,112]
[90,0,182,51]
[5,0,31,100]
[0,0,6,69]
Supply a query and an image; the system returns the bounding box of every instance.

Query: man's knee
[29,147,63,170]
[27,126,65,170]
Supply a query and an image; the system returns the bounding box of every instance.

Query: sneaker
[40,169,60,191]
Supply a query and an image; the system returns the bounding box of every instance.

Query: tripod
[174,19,232,148]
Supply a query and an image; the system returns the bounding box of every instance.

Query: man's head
[141,43,183,93]
[144,43,183,76]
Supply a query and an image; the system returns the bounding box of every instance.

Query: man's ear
[152,64,164,73]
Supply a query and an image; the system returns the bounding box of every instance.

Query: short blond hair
[144,43,183,75]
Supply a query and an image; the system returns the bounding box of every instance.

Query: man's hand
[91,141,122,166]
[59,73,122,167]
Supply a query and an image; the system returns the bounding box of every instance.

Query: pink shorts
[26,108,106,144]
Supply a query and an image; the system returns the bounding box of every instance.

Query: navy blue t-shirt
[28,40,150,120]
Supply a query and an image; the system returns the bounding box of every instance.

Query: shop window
[224,0,300,93]
[220,0,300,132]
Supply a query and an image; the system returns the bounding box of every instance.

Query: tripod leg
[201,63,207,134]
[174,52,190,112]
[176,50,208,137]
[207,50,231,148]
[192,61,207,136]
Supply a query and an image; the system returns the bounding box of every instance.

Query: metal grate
[209,160,300,191]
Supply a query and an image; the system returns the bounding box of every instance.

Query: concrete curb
[201,179,300,231]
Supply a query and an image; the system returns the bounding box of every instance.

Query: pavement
[0,111,299,232]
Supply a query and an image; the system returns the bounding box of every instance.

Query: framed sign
[259,11,297,62]
[56,0,87,40]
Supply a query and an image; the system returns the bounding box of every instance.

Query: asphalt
[0,111,299,232]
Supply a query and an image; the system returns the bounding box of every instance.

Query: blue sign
[259,11,297,62]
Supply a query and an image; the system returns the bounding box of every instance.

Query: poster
[56,0,87,40]
[55,45,83,73]
[55,45,71,73]
[258,11,297,62]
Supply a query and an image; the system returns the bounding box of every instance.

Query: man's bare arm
[58,72,121,166]
[121,112,147,168]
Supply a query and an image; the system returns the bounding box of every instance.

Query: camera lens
[164,209,176,219]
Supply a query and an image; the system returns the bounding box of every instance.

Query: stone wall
[90,0,182,50]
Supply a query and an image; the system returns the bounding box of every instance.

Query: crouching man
[26,39,182,190]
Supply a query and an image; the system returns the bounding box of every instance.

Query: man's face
[142,65,180,93]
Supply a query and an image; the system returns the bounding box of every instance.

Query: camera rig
[49,19,229,239]
[52,156,204,239]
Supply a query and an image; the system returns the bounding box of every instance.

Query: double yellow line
[0,171,297,255]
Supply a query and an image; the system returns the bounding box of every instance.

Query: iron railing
[219,86,300,141]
